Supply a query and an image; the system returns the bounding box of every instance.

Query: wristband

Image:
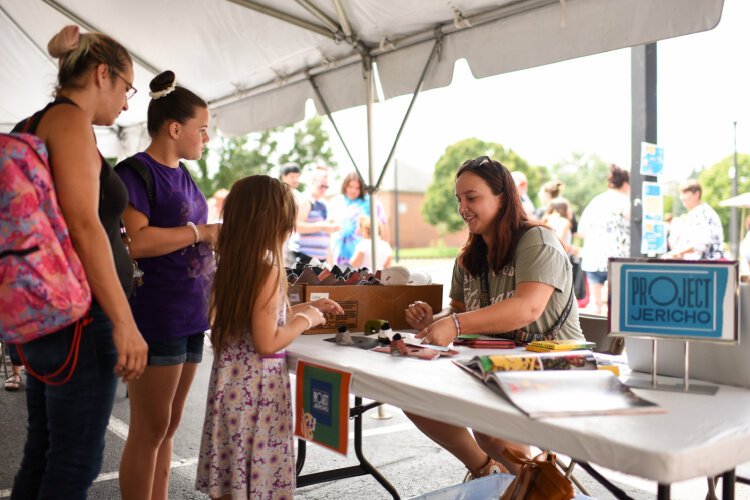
[187,221,200,245]
[294,311,314,331]
[451,312,462,341]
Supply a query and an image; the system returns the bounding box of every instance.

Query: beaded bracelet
[294,311,314,331]
[451,312,462,341]
[186,221,200,245]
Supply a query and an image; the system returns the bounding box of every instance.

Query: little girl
[196,175,343,499]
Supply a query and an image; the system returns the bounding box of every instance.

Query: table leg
[296,437,307,476]
[723,469,736,500]
[657,483,670,500]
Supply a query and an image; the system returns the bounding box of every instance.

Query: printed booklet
[454,352,663,418]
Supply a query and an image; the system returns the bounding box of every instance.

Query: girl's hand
[415,316,457,347]
[405,301,433,331]
[198,223,221,248]
[310,298,344,316]
[303,305,326,328]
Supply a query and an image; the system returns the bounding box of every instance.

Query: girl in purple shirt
[116,70,219,500]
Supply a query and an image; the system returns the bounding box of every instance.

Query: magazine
[454,352,598,376]
[490,370,664,418]
[454,352,662,418]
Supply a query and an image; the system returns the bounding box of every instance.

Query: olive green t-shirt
[449,226,584,341]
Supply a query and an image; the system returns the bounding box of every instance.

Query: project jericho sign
[609,259,738,342]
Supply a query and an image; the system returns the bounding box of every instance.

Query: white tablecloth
[287,334,750,484]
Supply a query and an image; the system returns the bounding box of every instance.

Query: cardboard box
[301,284,443,334]
[287,284,305,306]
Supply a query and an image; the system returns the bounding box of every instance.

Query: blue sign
[640,222,666,255]
[617,264,728,338]
[640,142,665,177]
[310,379,333,426]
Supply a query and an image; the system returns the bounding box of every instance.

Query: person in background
[116,70,219,500]
[663,179,724,260]
[543,198,577,256]
[350,215,392,271]
[280,163,301,194]
[330,171,388,266]
[196,175,343,498]
[403,156,583,479]
[288,166,339,263]
[281,163,302,266]
[577,164,631,315]
[511,170,535,218]
[11,25,147,500]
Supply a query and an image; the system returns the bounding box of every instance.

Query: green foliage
[278,116,337,170]
[549,152,611,215]
[185,116,336,198]
[697,153,750,237]
[396,246,460,259]
[422,138,547,234]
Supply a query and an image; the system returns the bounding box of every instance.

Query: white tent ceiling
[1,0,724,147]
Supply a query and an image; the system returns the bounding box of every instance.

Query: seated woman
[404,156,584,479]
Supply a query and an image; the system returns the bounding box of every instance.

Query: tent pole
[364,56,380,266]
[295,0,341,36]
[307,74,366,186]
[42,0,162,76]
[374,33,444,192]
[226,0,334,39]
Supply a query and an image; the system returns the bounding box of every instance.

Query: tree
[421,138,546,234]
[549,152,611,215]
[697,153,750,238]
[278,116,337,171]
[185,115,336,198]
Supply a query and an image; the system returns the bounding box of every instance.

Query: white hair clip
[149,83,176,100]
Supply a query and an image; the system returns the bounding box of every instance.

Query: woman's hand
[310,298,344,316]
[111,323,148,382]
[405,301,434,331]
[415,316,457,347]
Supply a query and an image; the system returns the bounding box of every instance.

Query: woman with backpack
[10,25,148,499]
[115,71,219,500]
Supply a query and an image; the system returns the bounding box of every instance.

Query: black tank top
[14,98,134,296]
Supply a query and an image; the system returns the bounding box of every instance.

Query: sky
[305,0,749,188]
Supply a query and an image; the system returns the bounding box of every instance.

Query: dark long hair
[456,156,544,276]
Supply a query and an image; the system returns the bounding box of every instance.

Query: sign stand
[627,339,718,395]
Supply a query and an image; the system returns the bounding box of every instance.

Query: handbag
[499,448,575,500]
[570,255,587,300]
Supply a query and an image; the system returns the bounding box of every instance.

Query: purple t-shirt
[117,152,214,342]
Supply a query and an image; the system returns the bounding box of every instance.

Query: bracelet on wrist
[294,312,313,331]
[186,221,200,246]
[451,312,462,341]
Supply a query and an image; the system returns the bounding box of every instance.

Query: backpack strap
[115,156,156,210]
[115,156,194,213]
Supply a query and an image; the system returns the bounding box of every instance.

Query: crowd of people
[3,22,735,500]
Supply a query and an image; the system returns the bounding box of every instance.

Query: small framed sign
[609,258,738,342]
[294,360,352,455]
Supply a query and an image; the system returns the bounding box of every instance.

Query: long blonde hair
[209,175,296,355]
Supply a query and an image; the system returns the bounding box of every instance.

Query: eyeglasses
[115,72,138,100]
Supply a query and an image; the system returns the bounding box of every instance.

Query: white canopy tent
[1,0,725,259]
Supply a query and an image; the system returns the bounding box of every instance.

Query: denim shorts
[586,271,609,285]
[147,332,205,366]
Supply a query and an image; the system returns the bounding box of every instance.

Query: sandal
[4,373,23,392]
[463,456,509,482]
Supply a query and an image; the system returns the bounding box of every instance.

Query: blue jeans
[12,302,118,500]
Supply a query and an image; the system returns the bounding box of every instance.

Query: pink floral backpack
[0,133,91,353]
